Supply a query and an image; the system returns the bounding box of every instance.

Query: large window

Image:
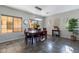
[14,17,22,32]
[1,15,22,33]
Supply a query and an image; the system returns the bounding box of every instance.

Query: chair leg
[36,37,38,43]
[31,37,33,44]
[38,37,40,41]
[35,37,40,43]
[38,36,41,42]
[25,37,28,45]
[45,35,47,39]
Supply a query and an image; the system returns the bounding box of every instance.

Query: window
[1,16,7,33]
[7,16,13,32]
[14,17,22,32]
[28,18,43,29]
[1,15,22,33]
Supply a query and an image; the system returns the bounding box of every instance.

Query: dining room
[0,5,79,53]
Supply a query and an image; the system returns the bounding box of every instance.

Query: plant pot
[70,35,76,41]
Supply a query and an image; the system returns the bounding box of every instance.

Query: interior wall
[45,9,79,40]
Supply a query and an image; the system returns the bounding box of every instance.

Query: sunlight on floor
[61,45,74,53]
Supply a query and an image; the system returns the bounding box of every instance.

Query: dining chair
[42,28,47,39]
[24,32,33,45]
[35,31,42,42]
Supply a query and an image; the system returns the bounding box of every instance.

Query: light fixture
[34,18,42,21]
[35,6,42,11]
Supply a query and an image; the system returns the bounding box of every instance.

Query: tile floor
[0,36,79,53]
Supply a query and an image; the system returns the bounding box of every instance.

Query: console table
[52,30,60,37]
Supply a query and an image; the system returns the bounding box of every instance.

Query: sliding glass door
[1,16,7,33]
[7,16,13,32]
[14,17,22,32]
[1,15,22,33]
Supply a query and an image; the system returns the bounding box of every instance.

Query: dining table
[25,30,42,44]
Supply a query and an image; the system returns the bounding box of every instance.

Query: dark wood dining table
[25,30,42,44]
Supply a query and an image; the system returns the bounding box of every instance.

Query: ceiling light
[34,18,42,21]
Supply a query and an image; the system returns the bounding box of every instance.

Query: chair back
[28,28,32,31]
[43,28,47,31]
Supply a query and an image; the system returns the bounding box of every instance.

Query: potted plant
[67,18,78,41]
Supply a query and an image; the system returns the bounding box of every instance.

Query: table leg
[32,37,33,44]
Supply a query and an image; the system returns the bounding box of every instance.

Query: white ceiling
[6,5,79,17]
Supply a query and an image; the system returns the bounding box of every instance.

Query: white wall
[0,32,24,43]
[0,5,44,43]
[45,9,79,40]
